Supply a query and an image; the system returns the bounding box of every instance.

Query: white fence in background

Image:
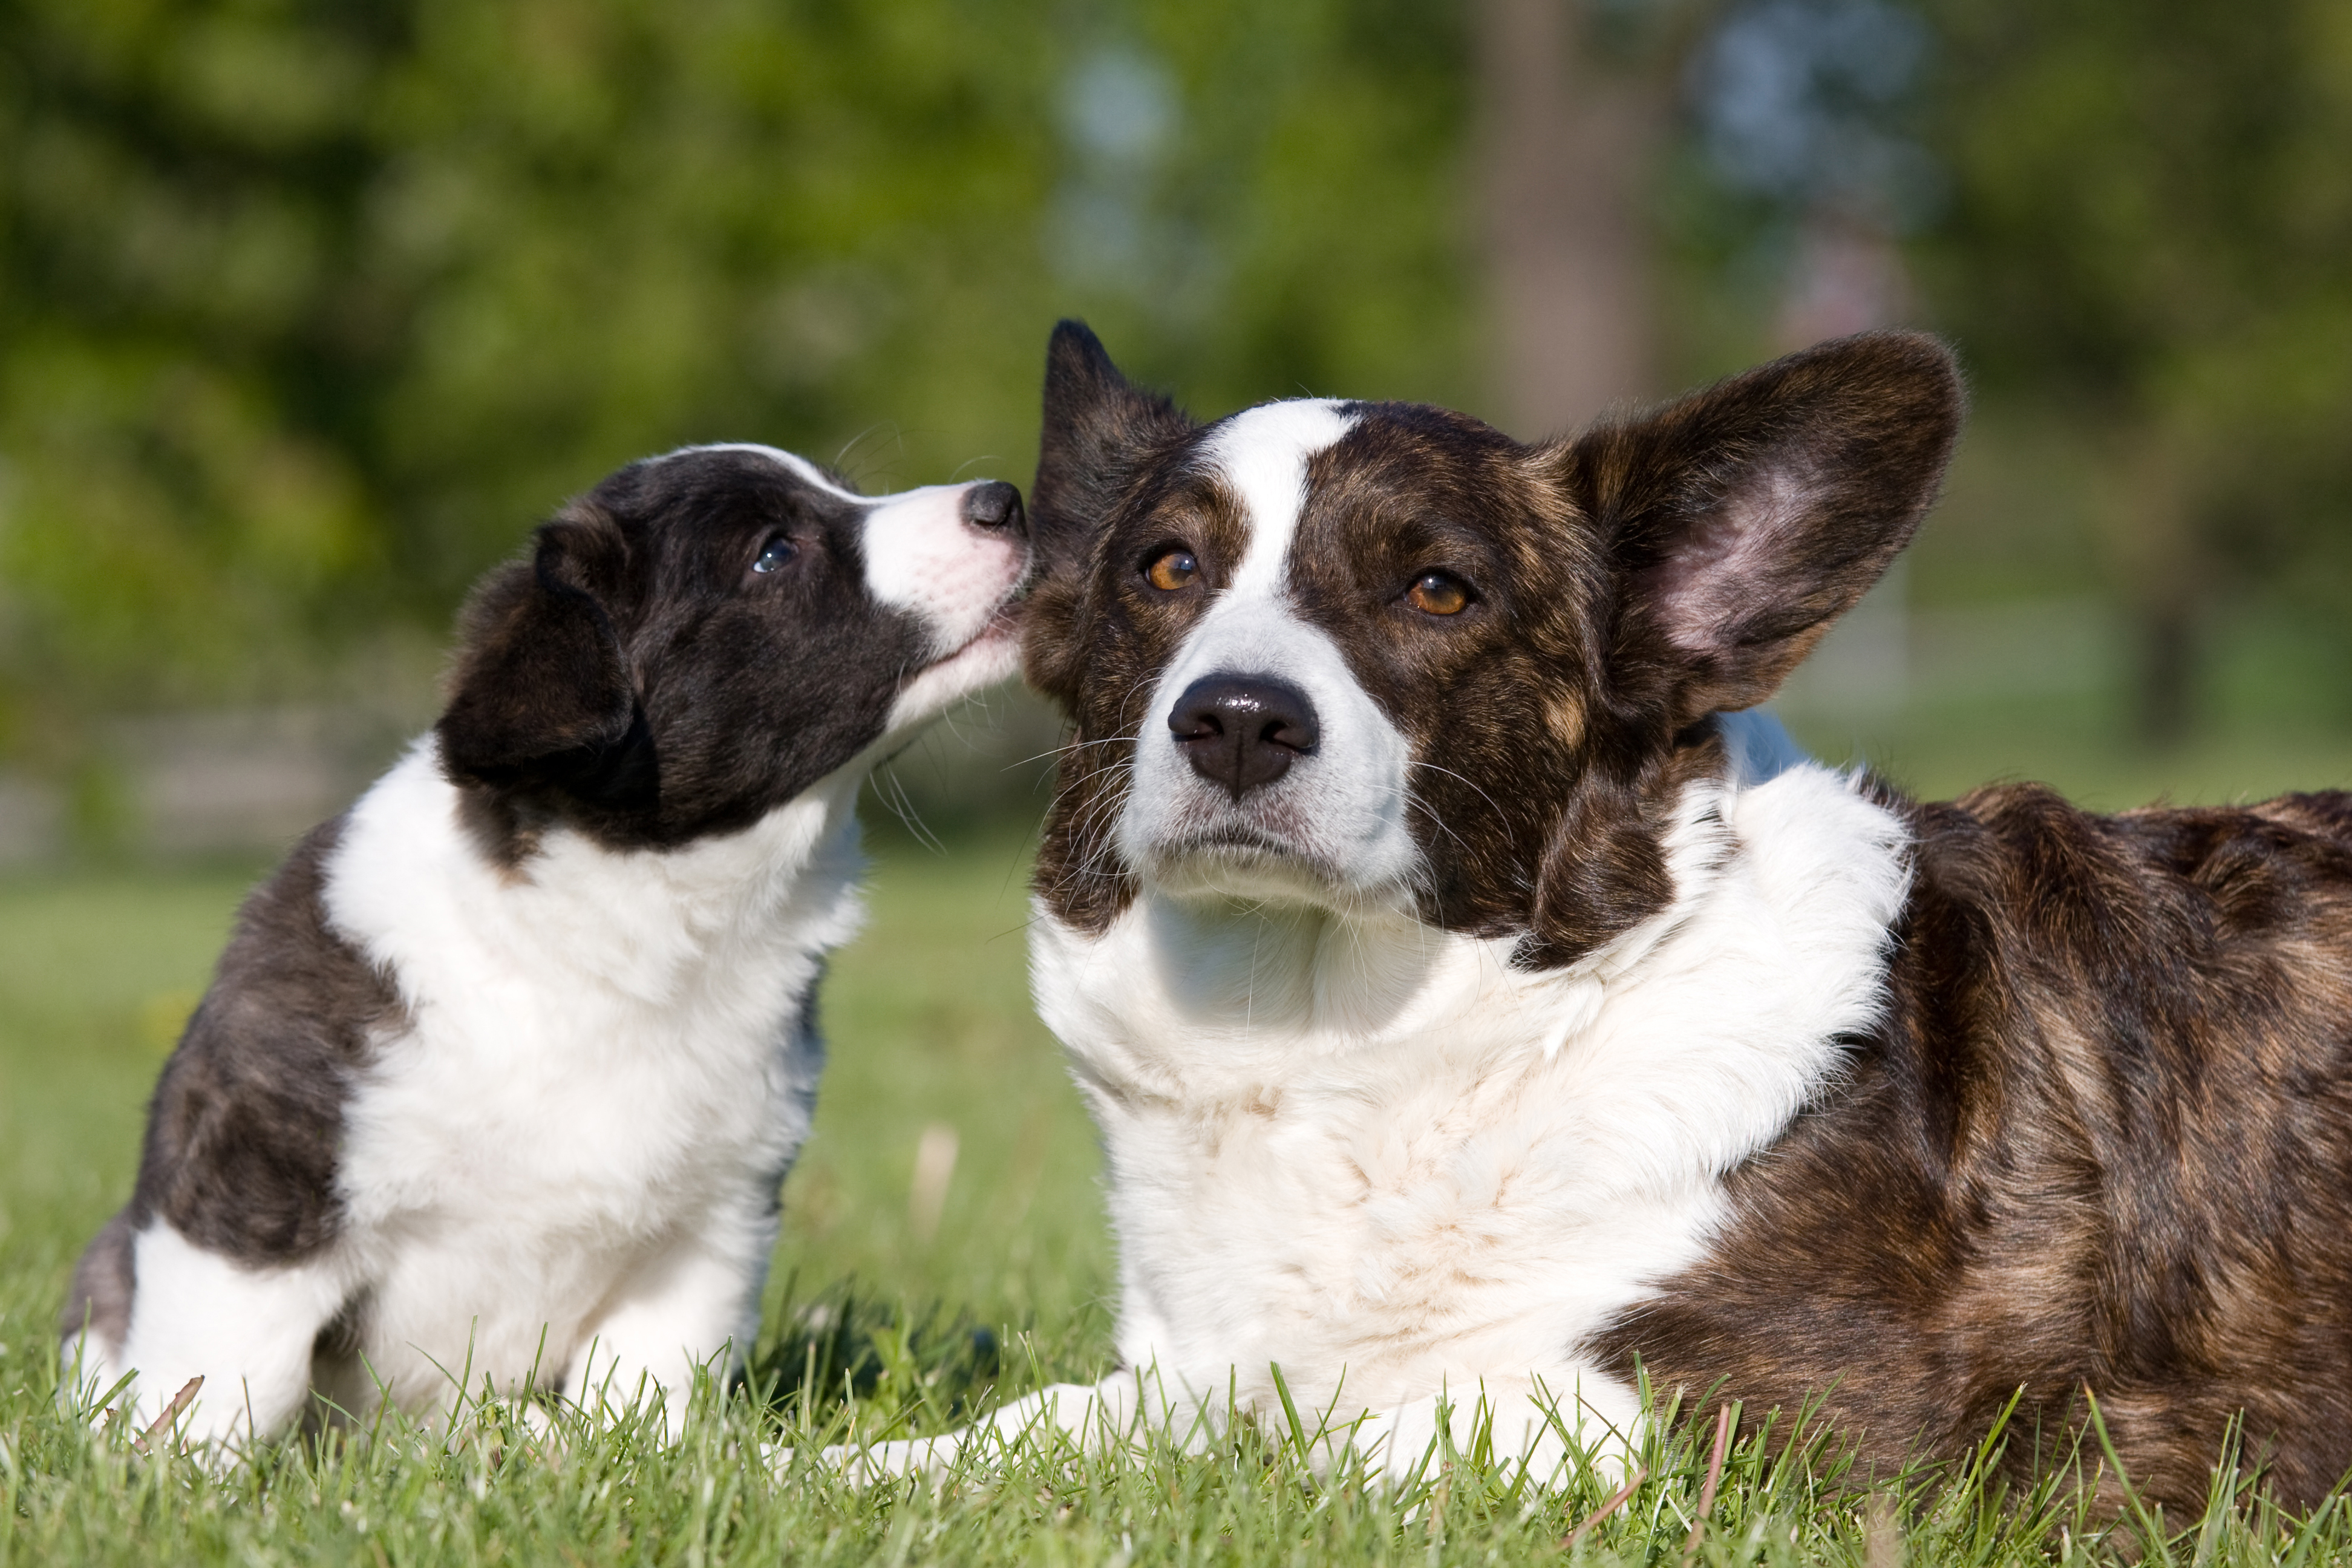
[0,688,1070,867]
[0,600,2120,867]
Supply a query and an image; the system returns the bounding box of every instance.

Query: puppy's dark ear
[437,507,647,805]
[1033,320,1191,574]
[1560,331,1963,724]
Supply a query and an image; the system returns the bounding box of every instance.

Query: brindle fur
[1024,319,2352,1513]
[1593,782,2352,1511]
[64,818,405,1299]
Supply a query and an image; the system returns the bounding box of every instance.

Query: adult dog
[61,445,1030,1448]
[842,323,2352,1514]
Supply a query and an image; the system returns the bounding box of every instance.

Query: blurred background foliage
[0,0,2348,852]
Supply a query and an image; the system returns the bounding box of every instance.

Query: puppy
[59,445,1030,1448]
[841,324,2352,1514]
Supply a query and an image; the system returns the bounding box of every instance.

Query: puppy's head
[436,445,1029,855]
[1024,322,1960,966]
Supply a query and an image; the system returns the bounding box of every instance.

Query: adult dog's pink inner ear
[1570,330,1962,717]
[1641,463,1815,653]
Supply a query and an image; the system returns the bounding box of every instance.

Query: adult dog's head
[1021,322,1960,967]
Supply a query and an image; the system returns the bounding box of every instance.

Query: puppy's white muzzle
[866,479,1031,728]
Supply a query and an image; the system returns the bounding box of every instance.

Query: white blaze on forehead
[1197,400,1355,598]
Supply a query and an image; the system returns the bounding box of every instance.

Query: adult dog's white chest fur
[316,740,864,1413]
[1029,760,1909,1460]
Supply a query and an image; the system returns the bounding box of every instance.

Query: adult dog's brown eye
[1145,547,1199,592]
[1406,570,1471,616]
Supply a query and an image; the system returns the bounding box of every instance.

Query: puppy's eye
[1145,546,1199,593]
[753,535,797,574]
[1405,570,1472,616]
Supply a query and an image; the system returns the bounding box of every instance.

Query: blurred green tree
[1919,0,2352,740]
[14,0,2343,774]
[0,0,1477,765]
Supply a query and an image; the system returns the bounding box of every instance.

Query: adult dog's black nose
[960,480,1026,535]
[1169,675,1319,799]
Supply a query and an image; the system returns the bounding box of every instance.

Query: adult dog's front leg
[1344,1373,1642,1489]
[83,1225,348,1451]
[817,1368,1190,1482]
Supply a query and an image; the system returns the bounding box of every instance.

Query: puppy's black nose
[1169,675,1319,799]
[960,480,1026,535]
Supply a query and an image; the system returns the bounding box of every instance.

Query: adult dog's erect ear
[1027,321,1194,703]
[1033,320,1192,575]
[437,506,650,808]
[1559,332,1963,725]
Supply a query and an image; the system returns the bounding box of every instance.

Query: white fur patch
[314,740,864,1425]
[705,443,864,505]
[859,486,1025,661]
[1197,400,1355,599]
[949,760,1910,1483]
[109,1225,351,1445]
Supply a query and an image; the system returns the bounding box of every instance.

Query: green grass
[7,791,2352,1563]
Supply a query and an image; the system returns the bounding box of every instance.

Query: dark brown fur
[1024,321,1960,968]
[1024,320,2352,1515]
[62,817,403,1330]
[1592,783,2352,1512]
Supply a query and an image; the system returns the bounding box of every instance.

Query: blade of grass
[1682,1402,1735,1564]
[2085,1387,2176,1567]
[129,1375,203,1456]
[1563,1465,1647,1549]
[1268,1362,1312,1471]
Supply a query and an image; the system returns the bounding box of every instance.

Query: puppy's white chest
[342,976,815,1234]
[321,743,852,1261]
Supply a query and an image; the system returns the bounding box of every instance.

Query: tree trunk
[2137,593,2197,748]
[2099,429,2203,748]
[1474,0,1668,439]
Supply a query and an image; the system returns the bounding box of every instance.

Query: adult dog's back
[1595,782,2352,1507]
